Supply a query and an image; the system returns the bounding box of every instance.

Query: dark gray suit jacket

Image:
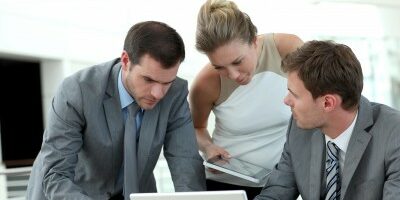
[26,59,206,200]
[255,97,400,200]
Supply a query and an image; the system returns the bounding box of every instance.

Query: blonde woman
[190,0,303,198]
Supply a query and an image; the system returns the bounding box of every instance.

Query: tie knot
[327,141,339,161]
[127,102,140,116]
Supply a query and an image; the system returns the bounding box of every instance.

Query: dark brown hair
[124,21,185,68]
[282,40,363,110]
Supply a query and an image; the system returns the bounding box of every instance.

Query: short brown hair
[124,21,185,68]
[282,40,363,110]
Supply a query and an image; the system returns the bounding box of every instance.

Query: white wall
[1,0,399,110]
[0,0,399,197]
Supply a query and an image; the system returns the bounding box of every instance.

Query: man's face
[284,71,325,129]
[121,52,179,110]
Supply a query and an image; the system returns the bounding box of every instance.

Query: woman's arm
[189,63,230,159]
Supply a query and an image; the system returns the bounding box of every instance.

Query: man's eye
[144,78,153,82]
[163,82,172,86]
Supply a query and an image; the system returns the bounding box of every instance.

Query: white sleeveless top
[207,33,291,187]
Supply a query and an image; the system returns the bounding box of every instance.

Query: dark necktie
[325,141,341,200]
[123,103,140,200]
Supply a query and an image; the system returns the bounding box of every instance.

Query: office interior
[0,0,399,199]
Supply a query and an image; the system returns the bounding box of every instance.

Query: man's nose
[151,84,164,100]
[283,94,291,106]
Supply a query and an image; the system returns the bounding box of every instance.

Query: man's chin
[295,119,304,128]
[296,121,315,130]
[139,102,158,110]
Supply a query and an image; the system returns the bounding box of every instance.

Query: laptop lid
[130,190,248,200]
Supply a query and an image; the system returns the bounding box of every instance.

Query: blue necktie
[123,103,140,200]
[325,141,341,200]
[135,109,144,140]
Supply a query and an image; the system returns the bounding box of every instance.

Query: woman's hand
[203,144,231,173]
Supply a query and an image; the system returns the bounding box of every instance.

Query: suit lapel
[341,97,373,198]
[137,103,160,181]
[103,63,124,170]
[309,130,325,200]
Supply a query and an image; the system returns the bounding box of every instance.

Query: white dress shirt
[325,111,358,178]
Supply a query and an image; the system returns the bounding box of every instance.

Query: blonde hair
[196,0,257,53]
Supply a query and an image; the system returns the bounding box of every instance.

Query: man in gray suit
[27,21,206,200]
[255,40,400,200]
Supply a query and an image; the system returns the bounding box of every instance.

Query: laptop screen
[130,190,248,200]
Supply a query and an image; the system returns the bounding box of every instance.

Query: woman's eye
[232,60,242,65]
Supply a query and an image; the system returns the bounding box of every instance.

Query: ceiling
[309,0,400,7]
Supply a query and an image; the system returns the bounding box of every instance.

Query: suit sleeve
[40,77,93,200]
[254,117,299,200]
[163,81,206,191]
[383,115,400,199]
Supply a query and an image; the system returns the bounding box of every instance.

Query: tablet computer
[130,190,247,200]
[203,157,271,183]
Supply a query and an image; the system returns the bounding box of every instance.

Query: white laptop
[130,190,248,200]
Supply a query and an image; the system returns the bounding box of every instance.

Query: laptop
[130,190,248,200]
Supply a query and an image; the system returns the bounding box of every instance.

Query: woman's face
[207,39,258,85]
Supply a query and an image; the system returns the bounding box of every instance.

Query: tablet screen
[204,156,271,183]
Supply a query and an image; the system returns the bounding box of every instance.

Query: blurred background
[0,0,399,199]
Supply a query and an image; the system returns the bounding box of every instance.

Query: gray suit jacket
[26,59,206,200]
[255,97,400,200]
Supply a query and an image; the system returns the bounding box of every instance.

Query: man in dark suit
[255,40,400,200]
[27,21,206,200]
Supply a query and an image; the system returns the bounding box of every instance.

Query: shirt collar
[118,68,134,110]
[325,111,358,154]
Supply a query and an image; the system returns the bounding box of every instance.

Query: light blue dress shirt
[116,67,144,193]
[118,68,144,132]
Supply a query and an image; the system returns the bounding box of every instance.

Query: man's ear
[323,94,340,112]
[121,50,130,71]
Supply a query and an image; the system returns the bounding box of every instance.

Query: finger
[207,168,219,173]
[208,168,223,174]
[207,152,222,160]
[221,152,231,159]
